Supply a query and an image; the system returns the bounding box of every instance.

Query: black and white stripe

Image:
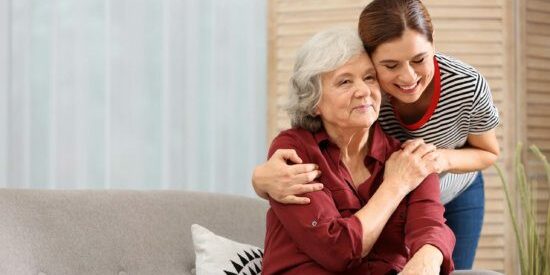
[378,53,500,204]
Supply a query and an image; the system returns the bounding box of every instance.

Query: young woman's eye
[413,58,425,64]
[384,64,397,70]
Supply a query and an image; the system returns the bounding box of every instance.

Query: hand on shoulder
[252,149,323,204]
[384,139,439,195]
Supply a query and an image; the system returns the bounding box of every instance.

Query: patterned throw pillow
[191,224,263,275]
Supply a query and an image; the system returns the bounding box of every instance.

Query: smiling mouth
[395,80,421,93]
[352,104,373,111]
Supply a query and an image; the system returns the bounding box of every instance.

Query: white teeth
[399,83,417,90]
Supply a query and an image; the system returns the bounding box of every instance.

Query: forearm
[252,181,269,200]
[271,193,364,272]
[411,244,443,264]
[440,147,498,173]
[354,183,408,257]
[401,244,444,274]
[404,174,455,274]
[438,130,500,173]
[251,166,270,200]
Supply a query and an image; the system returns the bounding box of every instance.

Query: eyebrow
[364,67,376,74]
[379,52,428,64]
[334,72,353,80]
[334,67,376,79]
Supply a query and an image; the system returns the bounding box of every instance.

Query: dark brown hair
[358,0,433,55]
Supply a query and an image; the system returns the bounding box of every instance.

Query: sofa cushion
[191,224,262,275]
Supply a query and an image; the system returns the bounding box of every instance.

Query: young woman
[253,0,499,269]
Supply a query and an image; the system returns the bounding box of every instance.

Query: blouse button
[311,220,318,226]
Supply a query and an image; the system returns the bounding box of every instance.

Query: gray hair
[286,27,365,132]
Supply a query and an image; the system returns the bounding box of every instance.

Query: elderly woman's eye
[364,75,376,82]
[338,79,351,86]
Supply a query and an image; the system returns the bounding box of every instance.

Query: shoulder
[271,128,312,146]
[437,53,492,98]
[269,128,317,158]
[274,127,311,139]
[385,133,401,154]
[384,136,402,160]
[436,53,490,99]
[436,53,483,81]
[373,123,402,160]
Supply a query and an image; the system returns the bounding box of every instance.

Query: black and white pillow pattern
[191,224,263,275]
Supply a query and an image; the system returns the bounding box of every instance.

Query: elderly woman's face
[316,52,381,131]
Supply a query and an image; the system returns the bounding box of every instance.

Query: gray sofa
[0,189,503,275]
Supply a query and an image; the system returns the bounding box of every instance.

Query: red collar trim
[394,56,441,131]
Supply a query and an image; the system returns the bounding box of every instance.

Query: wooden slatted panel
[427,2,508,271]
[268,0,511,273]
[526,0,550,265]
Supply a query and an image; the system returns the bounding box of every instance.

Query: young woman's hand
[399,245,443,275]
[401,139,452,174]
[401,139,449,173]
[423,148,452,173]
[252,149,323,204]
[384,139,437,195]
[402,129,500,174]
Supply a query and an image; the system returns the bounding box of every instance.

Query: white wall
[0,0,267,196]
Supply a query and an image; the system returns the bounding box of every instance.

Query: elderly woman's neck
[325,127,372,160]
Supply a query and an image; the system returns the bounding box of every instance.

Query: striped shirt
[378,53,500,204]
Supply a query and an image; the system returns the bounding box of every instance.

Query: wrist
[416,244,443,265]
[439,149,452,172]
[252,163,270,186]
[251,165,270,199]
[381,180,410,199]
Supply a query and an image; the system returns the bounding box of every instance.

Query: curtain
[0,0,267,196]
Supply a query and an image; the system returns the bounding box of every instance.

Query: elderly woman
[261,28,455,275]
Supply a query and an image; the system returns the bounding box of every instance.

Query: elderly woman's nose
[354,81,371,97]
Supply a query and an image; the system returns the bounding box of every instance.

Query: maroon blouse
[262,123,455,275]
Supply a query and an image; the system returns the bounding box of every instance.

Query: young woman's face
[370,28,435,104]
[316,52,381,132]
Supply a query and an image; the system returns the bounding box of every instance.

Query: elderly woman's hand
[252,149,324,204]
[402,139,450,174]
[383,139,438,195]
[399,244,443,275]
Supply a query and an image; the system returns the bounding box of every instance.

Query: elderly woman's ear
[314,107,321,116]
